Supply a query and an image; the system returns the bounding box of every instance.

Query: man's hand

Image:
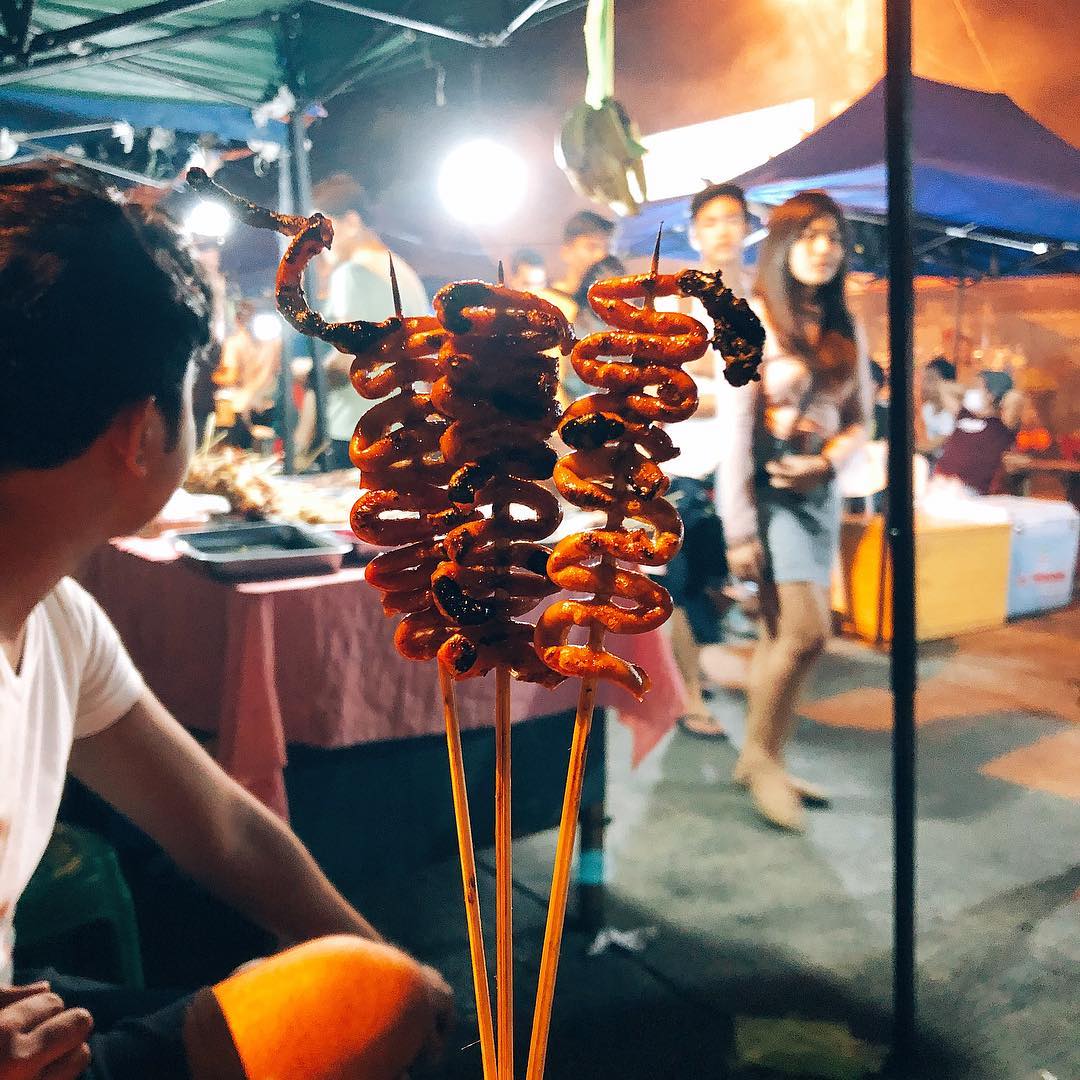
[411,965,455,1073]
[0,983,93,1080]
[727,539,766,584]
[765,454,833,494]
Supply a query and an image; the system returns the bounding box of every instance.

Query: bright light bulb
[185,199,233,240]
[438,139,527,226]
[251,311,283,342]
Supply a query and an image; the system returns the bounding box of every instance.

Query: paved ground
[357,604,1080,1079]
[45,605,1079,1079]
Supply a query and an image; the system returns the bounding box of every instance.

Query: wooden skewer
[495,664,514,1080]
[439,666,499,1080]
[392,258,497,1076]
[526,225,667,1080]
[525,634,601,1080]
[388,251,403,316]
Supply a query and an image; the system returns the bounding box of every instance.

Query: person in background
[918,355,960,464]
[0,162,453,1080]
[717,190,872,831]
[932,369,1024,495]
[189,241,228,439]
[868,359,889,442]
[312,172,429,471]
[662,182,754,739]
[215,300,281,449]
[548,210,615,310]
[554,254,628,407]
[508,247,548,293]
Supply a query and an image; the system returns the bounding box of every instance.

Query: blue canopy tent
[617,76,1080,278]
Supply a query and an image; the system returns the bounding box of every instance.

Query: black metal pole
[885,0,918,1074]
[288,106,329,467]
[276,141,298,476]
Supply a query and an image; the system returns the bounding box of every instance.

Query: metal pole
[0,11,273,86]
[288,106,329,467]
[884,0,918,1074]
[276,141,298,476]
[25,0,227,55]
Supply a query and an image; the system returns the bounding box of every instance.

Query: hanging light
[437,138,527,226]
[185,199,233,241]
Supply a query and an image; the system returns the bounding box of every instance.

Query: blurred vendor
[933,370,1023,495]
[313,173,428,471]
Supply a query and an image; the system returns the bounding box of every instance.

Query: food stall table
[77,537,687,912]
[1004,457,1080,508]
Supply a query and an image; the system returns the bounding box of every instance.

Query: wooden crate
[832,513,1011,642]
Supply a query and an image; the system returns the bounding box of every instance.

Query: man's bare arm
[68,691,380,947]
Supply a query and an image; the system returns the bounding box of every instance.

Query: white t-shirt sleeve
[57,579,146,738]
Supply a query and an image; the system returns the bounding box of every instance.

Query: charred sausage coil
[429,281,572,688]
[534,269,763,698]
[350,313,480,663]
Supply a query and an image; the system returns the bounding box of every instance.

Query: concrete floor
[46,605,1078,1079]
[358,605,1079,1080]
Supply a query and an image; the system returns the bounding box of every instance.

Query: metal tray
[172,522,353,581]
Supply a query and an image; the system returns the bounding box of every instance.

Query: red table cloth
[78,538,688,817]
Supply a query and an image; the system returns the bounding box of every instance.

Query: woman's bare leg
[735,581,830,829]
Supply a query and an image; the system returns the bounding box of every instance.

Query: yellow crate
[832,514,1011,642]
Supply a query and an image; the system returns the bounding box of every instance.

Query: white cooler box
[981,496,1079,617]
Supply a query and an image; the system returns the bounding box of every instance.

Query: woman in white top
[717,191,872,831]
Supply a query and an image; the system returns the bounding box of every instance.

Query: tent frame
[1,0,924,1072]
[1,0,578,473]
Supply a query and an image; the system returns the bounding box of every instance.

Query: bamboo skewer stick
[495,664,514,1080]
[438,666,499,1080]
[525,639,601,1080]
[392,251,497,1077]
[493,265,515,1079]
[526,228,667,1080]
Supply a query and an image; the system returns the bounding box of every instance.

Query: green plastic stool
[14,824,145,989]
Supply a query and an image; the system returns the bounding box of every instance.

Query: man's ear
[107,398,157,477]
[687,220,701,254]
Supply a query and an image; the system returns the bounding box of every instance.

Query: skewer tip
[497,259,505,286]
[651,224,663,278]
[388,252,403,317]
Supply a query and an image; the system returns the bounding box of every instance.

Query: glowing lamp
[438,138,527,226]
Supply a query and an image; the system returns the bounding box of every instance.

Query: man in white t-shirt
[0,163,452,1080]
[312,173,429,470]
[660,182,753,740]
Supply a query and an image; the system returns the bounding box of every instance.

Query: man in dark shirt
[935,370,1023,495]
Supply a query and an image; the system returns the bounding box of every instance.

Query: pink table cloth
[78,538,687,817]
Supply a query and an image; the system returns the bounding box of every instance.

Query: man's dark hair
[0,162,212,471]
[563,210,614,244]
[510,247,545,273]
[690,182,749,222]
[926,355,957,381]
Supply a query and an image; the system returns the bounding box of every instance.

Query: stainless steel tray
[172,522,353,580]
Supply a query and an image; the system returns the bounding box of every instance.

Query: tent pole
[0,12,273,87]
[24,0,227,56]
[287,104,329,470]
[885,0,918,1075]
[276,141,299,476]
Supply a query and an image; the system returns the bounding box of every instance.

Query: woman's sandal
[732,758,831,807]
[676,714,730,740]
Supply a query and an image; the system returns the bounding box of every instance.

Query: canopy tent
[617,76,1080,278]
[1,0,584,467]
